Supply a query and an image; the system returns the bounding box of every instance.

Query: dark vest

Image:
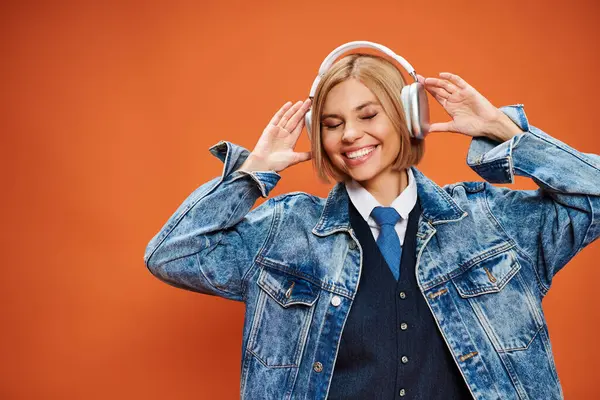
[328,197,472,399]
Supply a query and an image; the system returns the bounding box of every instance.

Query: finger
[425,77,458,94]
[434,95,448,106]
[290,113,306,136]
[423,84,451,100]
[416,74,426,85]
[278,101,303,128]
[439,72,469,89]
[286,99,312,133]
[289,151,312,166]
[269,101,293,126]
[429,121,455,133]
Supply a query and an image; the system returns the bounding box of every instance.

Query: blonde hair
[310,54,425,183]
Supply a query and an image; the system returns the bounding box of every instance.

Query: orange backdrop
[1,1,599,399]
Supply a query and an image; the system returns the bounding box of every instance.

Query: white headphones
[305,41,430,140]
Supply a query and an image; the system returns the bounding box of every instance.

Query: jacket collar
[312,167,467,236]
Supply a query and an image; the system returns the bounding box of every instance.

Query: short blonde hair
[310,54,425,183]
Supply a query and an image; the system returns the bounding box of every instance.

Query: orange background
[1,1,599,399]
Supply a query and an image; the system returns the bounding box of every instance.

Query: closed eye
[360,113,378,120]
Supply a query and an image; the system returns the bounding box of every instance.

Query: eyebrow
[321,101,380,119]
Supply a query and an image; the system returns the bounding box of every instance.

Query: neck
[359,168,409,206]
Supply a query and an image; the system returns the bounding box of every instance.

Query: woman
[144,44,599,399]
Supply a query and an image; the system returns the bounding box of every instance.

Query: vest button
[400,322,408,331]
[401,355,409,364]
[331,295,342,307]
[399,388,406,396]
[399,291,406,299]
[313,362,323,373]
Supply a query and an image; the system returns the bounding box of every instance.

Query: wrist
[239,153,271,172]
[484,111,524,143]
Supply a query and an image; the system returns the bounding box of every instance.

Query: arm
[467,105,600,293]
[144,99,312,302]
[144,141,281,302]
[421,72,599,294]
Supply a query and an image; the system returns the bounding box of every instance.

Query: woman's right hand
[240,99,312,173]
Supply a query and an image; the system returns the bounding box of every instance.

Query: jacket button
[399,291,406,299]
[349,241,357,250]
[331,295,342,307]
[313,362,323,372]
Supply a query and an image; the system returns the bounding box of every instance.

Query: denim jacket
[144,105,600,399]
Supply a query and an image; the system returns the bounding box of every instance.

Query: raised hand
[417,72,521,141]
[240,99,312,173]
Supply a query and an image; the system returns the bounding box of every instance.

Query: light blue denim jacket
[144,105,600,399]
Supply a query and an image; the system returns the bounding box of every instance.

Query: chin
[345,167,381,183]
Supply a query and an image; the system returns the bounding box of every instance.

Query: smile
[342,145,379,167]
[344,145,377,159]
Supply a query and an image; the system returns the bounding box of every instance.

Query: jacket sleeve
[144,140,281,302]
[466,105,600,294]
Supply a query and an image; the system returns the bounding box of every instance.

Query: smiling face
[320,78,402,185]
[310,54,424,189]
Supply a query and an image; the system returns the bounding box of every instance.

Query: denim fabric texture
[144,105,600,399]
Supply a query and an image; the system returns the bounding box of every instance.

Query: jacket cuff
[208,140,281,197]
[466,104,530,184]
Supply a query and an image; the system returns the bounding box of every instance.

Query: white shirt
[345,169,417,246]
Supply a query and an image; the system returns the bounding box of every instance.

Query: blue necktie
[371,206,402,281]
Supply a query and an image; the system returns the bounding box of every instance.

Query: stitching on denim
[256,257,353,299]
[144,178,221,265]
[482,184,548,296]
[419,241,514,292]
[498,347,530,399]
[192,252,241,300]
[292,302,317,372]
[258,274,318,307]
[537,327,563,394]
[241,199,279,301]
[581,194,596,249]
[529,127,600,171]
[147,142,245,266]
[514,165,562,193]
[515,271,545,328]
[454,260,520,297]
[496,324,543,354]
[246,347,297,369]
[423,284,489,399]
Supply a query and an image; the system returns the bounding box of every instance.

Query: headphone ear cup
[411,82,430,139]
[403,83,430,140]
[305,108,313,138]
[400,85,413,137]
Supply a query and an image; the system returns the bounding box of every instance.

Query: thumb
[288,151,312,167]
[428,121,455,133]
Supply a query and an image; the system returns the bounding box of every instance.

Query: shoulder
[268,190,327,216]
[441,180,486,198]
[271,190,325,205]
[440,180,542,216]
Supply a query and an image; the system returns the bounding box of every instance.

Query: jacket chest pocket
[452,250,543,352]
[247,264,320,367]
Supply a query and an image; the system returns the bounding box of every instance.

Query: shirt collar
[312,167,467,237]
[344,168,418,222]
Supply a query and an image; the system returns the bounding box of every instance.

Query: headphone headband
[308,41,419,98]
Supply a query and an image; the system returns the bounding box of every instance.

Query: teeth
[346,146,375,159]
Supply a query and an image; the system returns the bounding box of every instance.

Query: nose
[341,122,363,143]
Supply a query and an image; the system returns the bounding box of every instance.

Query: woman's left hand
[417,72,523,142]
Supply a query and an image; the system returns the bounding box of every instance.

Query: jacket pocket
[247,264,320,367]
[452,249,543,352]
